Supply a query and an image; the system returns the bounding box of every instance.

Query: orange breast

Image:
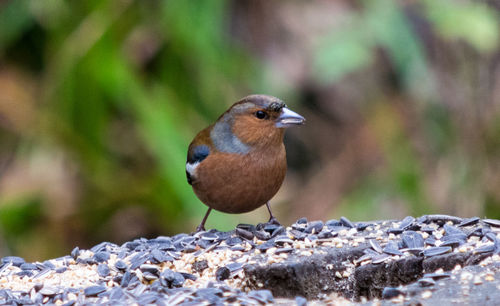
[191,146,287,213]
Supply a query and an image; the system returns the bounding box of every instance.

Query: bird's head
[218,95,305,148]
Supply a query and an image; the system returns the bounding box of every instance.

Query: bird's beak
[275,107,305,128]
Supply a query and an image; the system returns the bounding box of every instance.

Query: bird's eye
[255,110,267,119]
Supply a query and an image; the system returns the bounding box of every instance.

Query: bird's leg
[266,202,281,225]
[196,208,212,232]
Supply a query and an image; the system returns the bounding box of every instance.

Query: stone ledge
[0,215,499,305]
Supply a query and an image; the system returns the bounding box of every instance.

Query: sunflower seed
[421,246,452,257]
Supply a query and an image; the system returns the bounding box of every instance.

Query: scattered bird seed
[326,219,342,227]
[425,237,437,246]
[70,247,80,260]
[254,231,271,241]
[93,251,110,263]
[114,260,128,271]
[140,264,159,275]
[418,214,462,225]
[354,254,372,264]
[192,260,209,273]
[356,222,370,231]
[372,254,391,264]
[441,233,467,242]
[84,285,106,297]
[120,271,132,287]
[475,244,496,254]
[305,221,324,234]
[1,256,25,267]
[318,231,337,239]
[275,247,294,254]
[181,272,197,281]
[423,272,451,280]
[440,238,463,248]
[387,228,404,235]
[419,226,435,234]
[20,263,37,271]
[271,226,286,238]
[400,247,424,255]
[296,217,308,224]
[256,241,274,251]
[418,277,436,287]
[289,230,307,240]
[55,267,67,274]
[402,231,424,248]
[235,228,254,240]
[161,269,185,288]
[383,241,403,256]
[129,254,148,270]
[195,287,223,302]
[398,216,416,231]
[421,246,452,257]
[443,224,465,236]
[215,267,230,281]
[459,217,480,227]
[340,216,355,228]
[39,287,58,296]
[483,219,500,227]
[382,287,403,299]
[225,237,243,247]
[248,289,274,303]
[485,232,498,243]
[236,223,256,232]
[274,236,294,246]
[2,215,500,305]
[369,239,383,254]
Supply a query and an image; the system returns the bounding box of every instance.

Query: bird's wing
[186,128,212,185]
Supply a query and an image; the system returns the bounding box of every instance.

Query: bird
[186,94,305,231]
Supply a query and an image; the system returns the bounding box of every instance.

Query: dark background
[1,0,500,261]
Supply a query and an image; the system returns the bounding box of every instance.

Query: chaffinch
[186,95,305,231]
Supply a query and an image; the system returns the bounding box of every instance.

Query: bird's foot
[195,224,206,232]
[193,208,212,234]
[267,217,281,226]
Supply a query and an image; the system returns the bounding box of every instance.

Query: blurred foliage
[0,0,499,261]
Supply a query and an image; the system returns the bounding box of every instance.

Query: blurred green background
[1,0,500,261]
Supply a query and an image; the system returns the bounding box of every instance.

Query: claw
[268,217,281,226]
